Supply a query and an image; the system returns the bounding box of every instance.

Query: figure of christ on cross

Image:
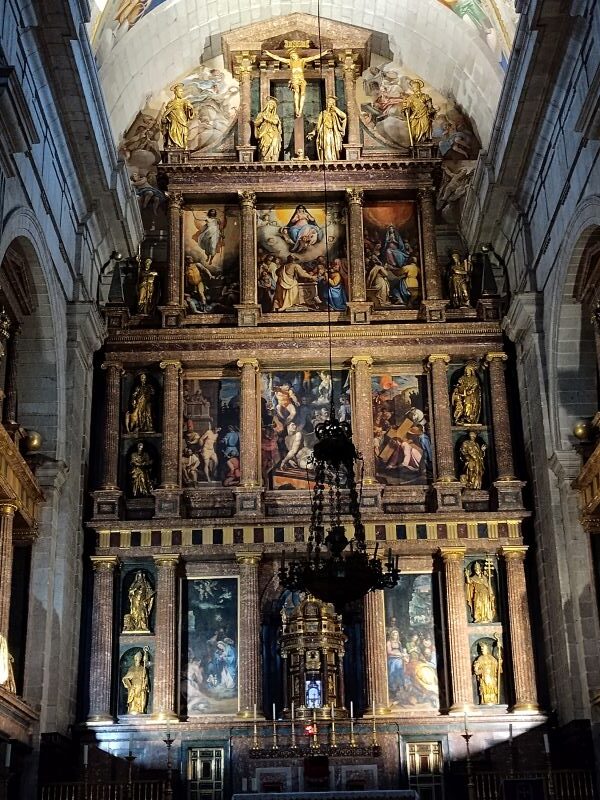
[262,47,330,117]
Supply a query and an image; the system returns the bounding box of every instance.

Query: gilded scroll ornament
[447,251,472,309]
[459,431,486,489]
[125,372,155,433]
[262,47,329,117]
[401,79,437,145]
[137,257,158,315]
[307,97,347,161]
[129,442,154,497]
[123,571,155,633]
[122,647,150,714]
[452,363,481,425]
[162,83,194,149]
[465,560,496,623]
[254,97,282,162]
[473,636,502,705]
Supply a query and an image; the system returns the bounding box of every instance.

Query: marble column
[439,547,473,712]
[364,590,389,713]
[237,190,260,326]
[418,188,446,321]
[100,362,123,490]
[0,503,17,640]
[235,54,255,163]
[341,53,361,160]
[350,355,375,484]
[3,325,19,426]
[88,556,119,722]
[161,191,184,326]
[427,355,462,508]
[152,555,180,721]
[237,358,260,488]
[501,546,539,712]
[236,552,262,716]
[154,360,182,517]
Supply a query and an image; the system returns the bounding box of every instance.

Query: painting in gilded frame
[182,378,240,487]
[182,577,238,715]
[385,575,439,710]
[372,374,432,485]
[183,205,240,315]
[256,203,347,313]
[260,370,351,489]
[363,202,421,310]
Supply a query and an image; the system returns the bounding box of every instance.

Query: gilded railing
[40,781,167,800]
[474,770,596,800]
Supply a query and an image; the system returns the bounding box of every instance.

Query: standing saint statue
[401,79,438,144]
[459,431,486,489]
[137,257,158,315]
[447,251,472,308]
[129,442,154,497]
[254,97,282,162]
[451,363,482,424]
[307,96,347,161]
[472,638,502,705]
[262,47,329,117]
[122,648,150,714]
[0,634,16,694]
[123,571,155,632]
[465,560,496,622]
[162,83,194,149]
[125,372,155,433]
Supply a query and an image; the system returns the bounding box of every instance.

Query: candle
[543,733,550,754]
[291,701,295,722]
[331,702,335,720]
[83,744,88,767]
[272,702,276,721]
[350,700,354,719]
[464,711,469,734]
[509,723,513,744]
[253,703,257,722]
[372,699,376,719]
[4,742,11,768]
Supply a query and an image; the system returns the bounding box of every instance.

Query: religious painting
[182,379,240,487]
[182,578,238,715]
[260,370,351,489]
[372,374,432,484]
[384,575,439,710]
[364,203,421,309]
[435,0,517,70]
[256,203,348,313]
[183,205,240,315]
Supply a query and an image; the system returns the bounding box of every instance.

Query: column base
[420,300,447,322]
[233,486,264,517]
[359,484,382,516]
[343,144,362,161]
[152,488,181,518]
[91,489,123,520]
[347,301,372,324]
[510,701,541,714]
[235,304,261,327]
[86,713,115,725]
[477,296,503,322]
[103,305,130,331]
[159,305,184,327]
[236,145,256,163]
[431,481,463,511]
[151,711,180,722]
[492,479,525,511]
[447,703,476,714]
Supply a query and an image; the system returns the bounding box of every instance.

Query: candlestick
[272,718,278,750]
[311,708,318,748]
[291,717,297,749]
[372,701,377,746]
[350,713,356,747]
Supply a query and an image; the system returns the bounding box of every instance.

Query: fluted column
[346,188,366,302]
[237,358,260,488]
[364,590,389,713]
[166,191,183,307]
[159,361,182,488]
[485,353,515,480]
[427,355,455,482]
[439,547,473,711]
[3,325,19,426]
[152,555,180,720]
[88,556,119,722]
[341,53,361,160]
[501,546,539,712]
[350,355,375,484]
[0,503,18,639]
[100,362,123,490]
[235,55,255,161]
[236,552,262,715]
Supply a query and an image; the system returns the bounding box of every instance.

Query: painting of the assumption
[182,578,238,715]
[364,203,421,309]
[183,206,240,315]
[261,370,350,489]
[385,575,439,709]
[256,204,348,313]
[182,379,241,487]
[372,374,432,485]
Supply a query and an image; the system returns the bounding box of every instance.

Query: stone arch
[0,207,66,460]
[547,196,600,451]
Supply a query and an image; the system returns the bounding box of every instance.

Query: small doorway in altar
[187,746,225,800]
[406,742,444,800]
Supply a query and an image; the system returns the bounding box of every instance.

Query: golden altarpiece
[86,15,545,798]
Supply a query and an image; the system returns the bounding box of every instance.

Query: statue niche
[120,647,151,715]
[122,570,155,633]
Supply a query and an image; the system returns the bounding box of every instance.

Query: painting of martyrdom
[385,575,439,709]
[182,578,238,715]
[183,206,240,315]
[364,203,421,309]
[260,370,351,489]
[256,203,348,313]
[372,374,432,485]
[182,379,241,487]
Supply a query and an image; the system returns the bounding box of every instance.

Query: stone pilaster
[350,356,376,485]
[236,190,260,326]
[154,360,182,518]
[88,556,119,723]
[427,355,462,509]
[152,555,180,721]
[0,503,17,639]
[346,188,371,324]
[439,547,473,712]
[341,53,361,161]
[418,188,446,321]
[3,325,19,427]
[364,590,389,713]
[501,546,539,713]
[235,54,256,163]
[93,362,123,519]
[161,191,184,326]
[235,358,262,515]
[236,552,262,716]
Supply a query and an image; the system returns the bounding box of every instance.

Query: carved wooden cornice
[0,423,43,529]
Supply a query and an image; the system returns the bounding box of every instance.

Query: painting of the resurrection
[256,204,347,313]
[372,374,432,485]
[385,575,439,709]
[182,379,241,487]
[182,578,238,715]
[364,203,421,309]
[261,370,351,489]
[183,205,240,315]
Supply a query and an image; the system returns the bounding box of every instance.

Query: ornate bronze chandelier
[278,412,400,611]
